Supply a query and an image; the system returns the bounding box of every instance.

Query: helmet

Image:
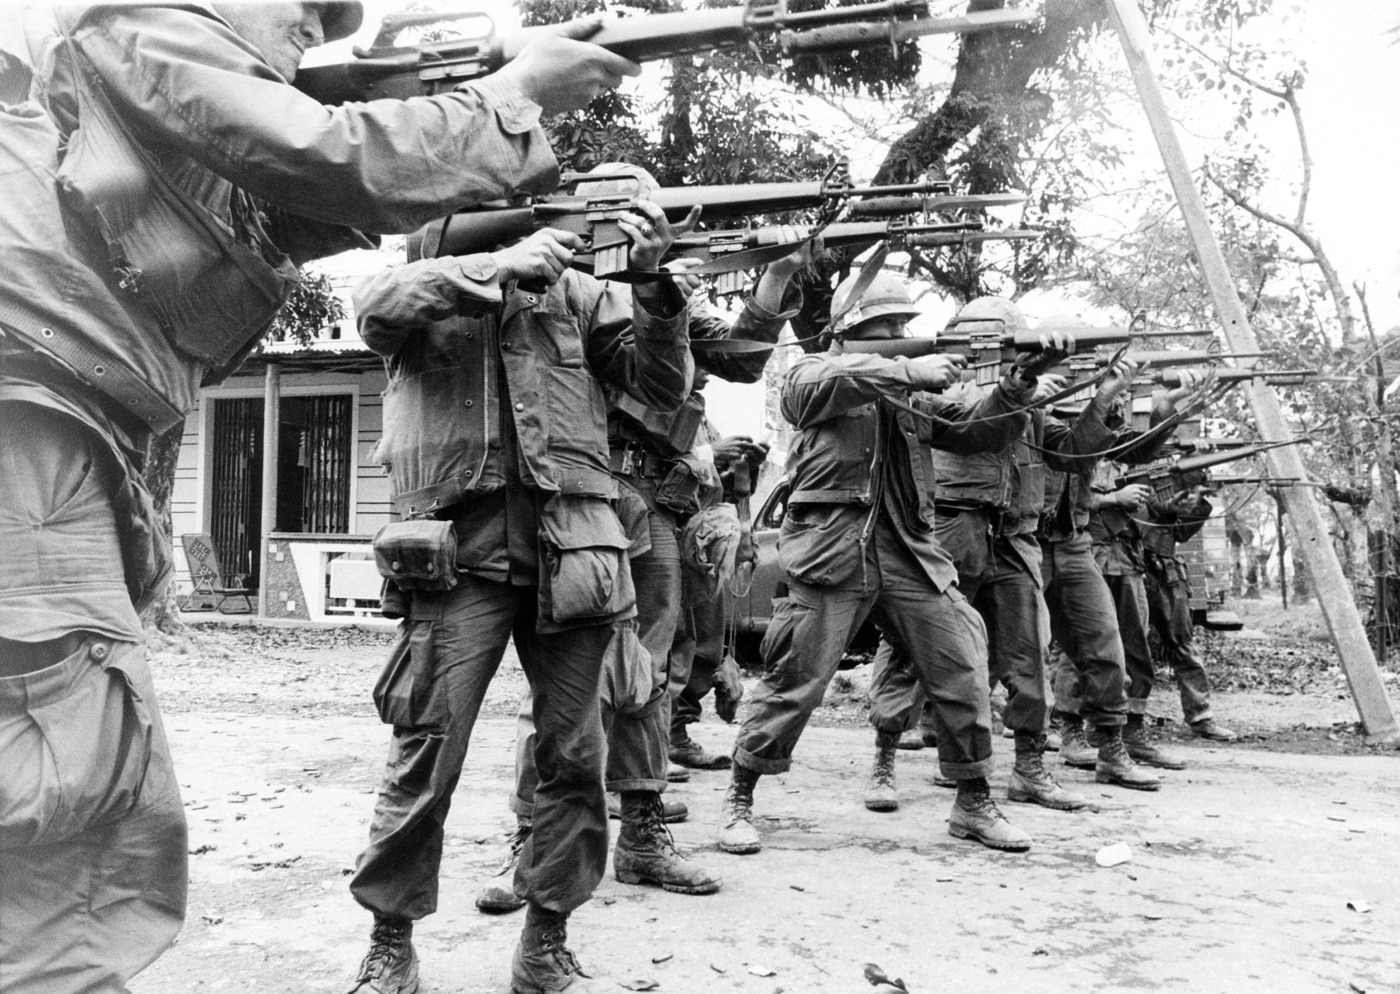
[580,161,661,200]
[829,271,920,337]
[944,296,1027,335]
[320,2,364,43]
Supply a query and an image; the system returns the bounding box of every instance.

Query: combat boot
[348,916,419,994]
[1056,711,1097,769]
[475,819,531,914]
[863,730,900,812]
[607,791,687,823]
[669,733,731,770]
[1094,725,1162,791]
[1123,716,1187,770]
[1190,717,1239,742]
[1007,733,1088,811]
[947,779,1032,852]
[511,906,607,994]
[717,765,762,855]
[613,791,722,894]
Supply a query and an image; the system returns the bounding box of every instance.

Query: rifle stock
[427,173,1015,278]
[296,1,1031,104]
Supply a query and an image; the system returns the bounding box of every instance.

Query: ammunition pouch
[373,519,459,592]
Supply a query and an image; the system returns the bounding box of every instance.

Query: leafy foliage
[268,271,346,347]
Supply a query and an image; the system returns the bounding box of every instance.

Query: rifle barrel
[782,8,1040,53]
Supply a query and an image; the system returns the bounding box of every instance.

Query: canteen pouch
[373,520,459,592]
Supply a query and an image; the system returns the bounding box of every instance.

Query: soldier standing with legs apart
[717,273,1068,856]
[862,297,1111,816]
[488,186,810,912]
[0,4,638,991]
[347,190,692,993]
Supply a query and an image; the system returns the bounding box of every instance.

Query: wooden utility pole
[1106,0,1399,744]
[257,363,281,618]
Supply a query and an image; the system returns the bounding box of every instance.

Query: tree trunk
[139,423,187,636]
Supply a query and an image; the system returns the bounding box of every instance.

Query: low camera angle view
[0,1,1396,992]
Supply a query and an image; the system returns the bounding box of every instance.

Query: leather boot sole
[1126,749,1187,770]
[717,825,762,855]
[614,867,722,895]
[1006,785,1089,811]
[1095,769,1161,791]
[946,822,1032,852]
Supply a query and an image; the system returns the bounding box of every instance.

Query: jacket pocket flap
[539,496,630,551]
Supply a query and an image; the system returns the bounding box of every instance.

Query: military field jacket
[932,382,1117,537]
[1039,400,1175,544]
[777,348,1032,590]
[358,258,691,519]
[0,3,557,438]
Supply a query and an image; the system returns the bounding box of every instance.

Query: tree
[141,269,345,634]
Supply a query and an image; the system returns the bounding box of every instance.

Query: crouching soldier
[346,195,692,994]
[717,273,1067,856]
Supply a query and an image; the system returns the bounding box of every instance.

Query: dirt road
[127,623,1400,994]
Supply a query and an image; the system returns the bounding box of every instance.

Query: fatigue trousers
[1143,572,1214,724]
[1103,570,1156,715]
[1041,531,1129,727]
[668,582,727,739]
[734,520,994,781]
[0,403,187,994]
[350,578,610,918]
[511,491,679,818]
[869,509,1051,737]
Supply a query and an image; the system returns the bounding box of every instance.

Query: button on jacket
[357,257,692,520]
[778,347,1034,591]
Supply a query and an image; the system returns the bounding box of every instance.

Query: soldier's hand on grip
[907,352,965,393]
[491,228,583,286]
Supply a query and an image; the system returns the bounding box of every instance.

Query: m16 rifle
[1203,475,1371,506]
[423,165,1022,278]
[1043,347,1273,379]
[1114,438,1299,502]
[663,219,1042,294]
[842,325,1205,385]
[296,3,1040,104]
[1150,367,1319,388]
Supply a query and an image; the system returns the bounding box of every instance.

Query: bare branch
[1160,27,1288,99]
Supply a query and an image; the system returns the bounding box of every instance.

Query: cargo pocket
[538,495,636,625]
[777,503,861,587]
[373,617,447,729]
[24,642,153,845]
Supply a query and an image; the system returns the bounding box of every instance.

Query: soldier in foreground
[348,194,692,993]
[0,3,638,991]
[717,274,1068,856]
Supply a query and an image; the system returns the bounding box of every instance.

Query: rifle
[425,166,1021,278]
[1150,367,1319,388]
[1041,348,1272,378]
[842,326,1205,385]
[1204,476,1372,506]
[1114,438,1299,502]
[663,219,1042,294]
[1159,437,1257,456]
[296,3,1040,105]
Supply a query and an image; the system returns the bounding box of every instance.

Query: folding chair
[179,533,255,614]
